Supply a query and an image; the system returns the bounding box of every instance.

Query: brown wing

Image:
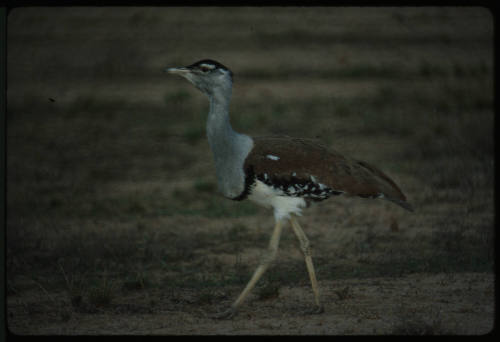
[245,135,412,211]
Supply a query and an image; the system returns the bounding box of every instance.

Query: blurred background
[6,7,494,334]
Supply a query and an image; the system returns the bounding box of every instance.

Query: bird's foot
[211,307,238,320]
[303,304,324,315]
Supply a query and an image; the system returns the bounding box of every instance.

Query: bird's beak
[165,66,190,76]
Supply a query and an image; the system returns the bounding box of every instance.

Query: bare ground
[7,273,494,335]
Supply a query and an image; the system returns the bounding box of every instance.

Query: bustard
[166,59,413,319]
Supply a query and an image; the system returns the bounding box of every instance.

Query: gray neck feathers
[206,87,254,199]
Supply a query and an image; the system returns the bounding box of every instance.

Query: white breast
[247,180,307,222]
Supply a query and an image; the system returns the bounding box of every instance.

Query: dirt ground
[7,272,494,335]
[6,7,494,335]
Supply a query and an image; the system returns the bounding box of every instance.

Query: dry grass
[7,7,494,335]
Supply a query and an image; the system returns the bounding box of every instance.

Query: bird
[166,59,413,319]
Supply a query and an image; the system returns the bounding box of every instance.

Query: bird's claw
[304,304,324,315]
[211,307,238,320]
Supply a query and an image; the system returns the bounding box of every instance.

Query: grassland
[6,7,494,334]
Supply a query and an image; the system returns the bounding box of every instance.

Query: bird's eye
[200,66,211,73]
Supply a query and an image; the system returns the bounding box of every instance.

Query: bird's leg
[289,215,324,314]
[213,219,284,319]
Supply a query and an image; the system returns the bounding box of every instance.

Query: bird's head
[165,59,233,97]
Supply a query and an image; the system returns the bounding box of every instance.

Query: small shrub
[88,276,116,308]
[257,281,280,300]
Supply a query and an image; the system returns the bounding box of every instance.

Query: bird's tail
[386,197,414,212]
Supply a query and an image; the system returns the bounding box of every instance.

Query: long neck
[206,88,238,146]
[204,85,254,199]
